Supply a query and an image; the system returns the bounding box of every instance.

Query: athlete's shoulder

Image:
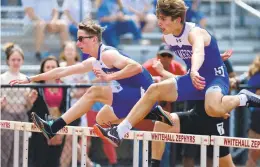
[101,48,121,59]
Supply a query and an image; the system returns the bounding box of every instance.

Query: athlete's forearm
[108,64,142,81]
[191,52,205,72]
[29,67,67,82]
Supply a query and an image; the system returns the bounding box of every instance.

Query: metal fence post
[13,123,19,167]
[22,130,29,167]
[210,0,216,35]
[230,0,236,44]
[72,129,78,167]
[200,136,209,167]
[133,132,140,167]
[212,136,220,167]
[142,132,149,167]
[81,128,87,167]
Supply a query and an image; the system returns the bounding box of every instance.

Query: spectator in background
[1,43,37,167]
[61,0,92,41]
[22,0,69,59]
[246,55,260,167]
[28,56,67,167]
[58,41,93,167]
[143,43,186,167]
[184,0,207,28]
[96,0,142,48]
[143,43,186,113]
[122,0,157,32]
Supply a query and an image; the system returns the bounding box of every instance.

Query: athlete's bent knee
[146,83,161,100]
[83,86,102,101]
[205,103,225,118]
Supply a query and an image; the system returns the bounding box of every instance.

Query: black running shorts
[179,100,230,158]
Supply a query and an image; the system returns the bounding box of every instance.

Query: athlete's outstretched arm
[94,50,143,81]
[188,27,210,90]
[189,27,208,72]
[10,57,96,85]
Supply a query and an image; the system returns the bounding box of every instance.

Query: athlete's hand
[223,113,230,119]
[221,49,233,61]
[190,71,206,90]
[229,77,238,89]
[93,68,111,82]
[9,78,30,86]
[152,59,164,74]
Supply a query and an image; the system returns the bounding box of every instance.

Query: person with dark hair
[22,0,69,59]
[1,43,37,167]
[10,19,171,145]
[28,56,67,167]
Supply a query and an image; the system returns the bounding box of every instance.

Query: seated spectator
[28,56,67,167]
[122,0,157,32]
[22,0,69,59]
[246,55,260,167]
[1,43,37,167]
[96,0,142,48]
[184,0,207,28]
[61,0,92,41]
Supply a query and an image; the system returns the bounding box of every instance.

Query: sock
[237,94,248,106]
[117,119,132,139]
[151,159,161,167]
[50,117,67,133]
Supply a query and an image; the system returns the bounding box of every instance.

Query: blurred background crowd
[1,0,260,166]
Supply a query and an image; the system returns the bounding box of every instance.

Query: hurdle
[211,135,260,167]
[0,120,210,167]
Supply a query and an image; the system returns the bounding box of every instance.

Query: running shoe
[238,89,260,107]
[93,123,122,147]
[148,105,174,126]
[31,112,55,140]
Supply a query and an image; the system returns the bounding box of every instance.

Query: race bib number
[216,122,225,135]
[214,66,225,77]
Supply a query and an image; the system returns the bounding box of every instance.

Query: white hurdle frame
[1,120,210,167]
[211,135,260,167]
